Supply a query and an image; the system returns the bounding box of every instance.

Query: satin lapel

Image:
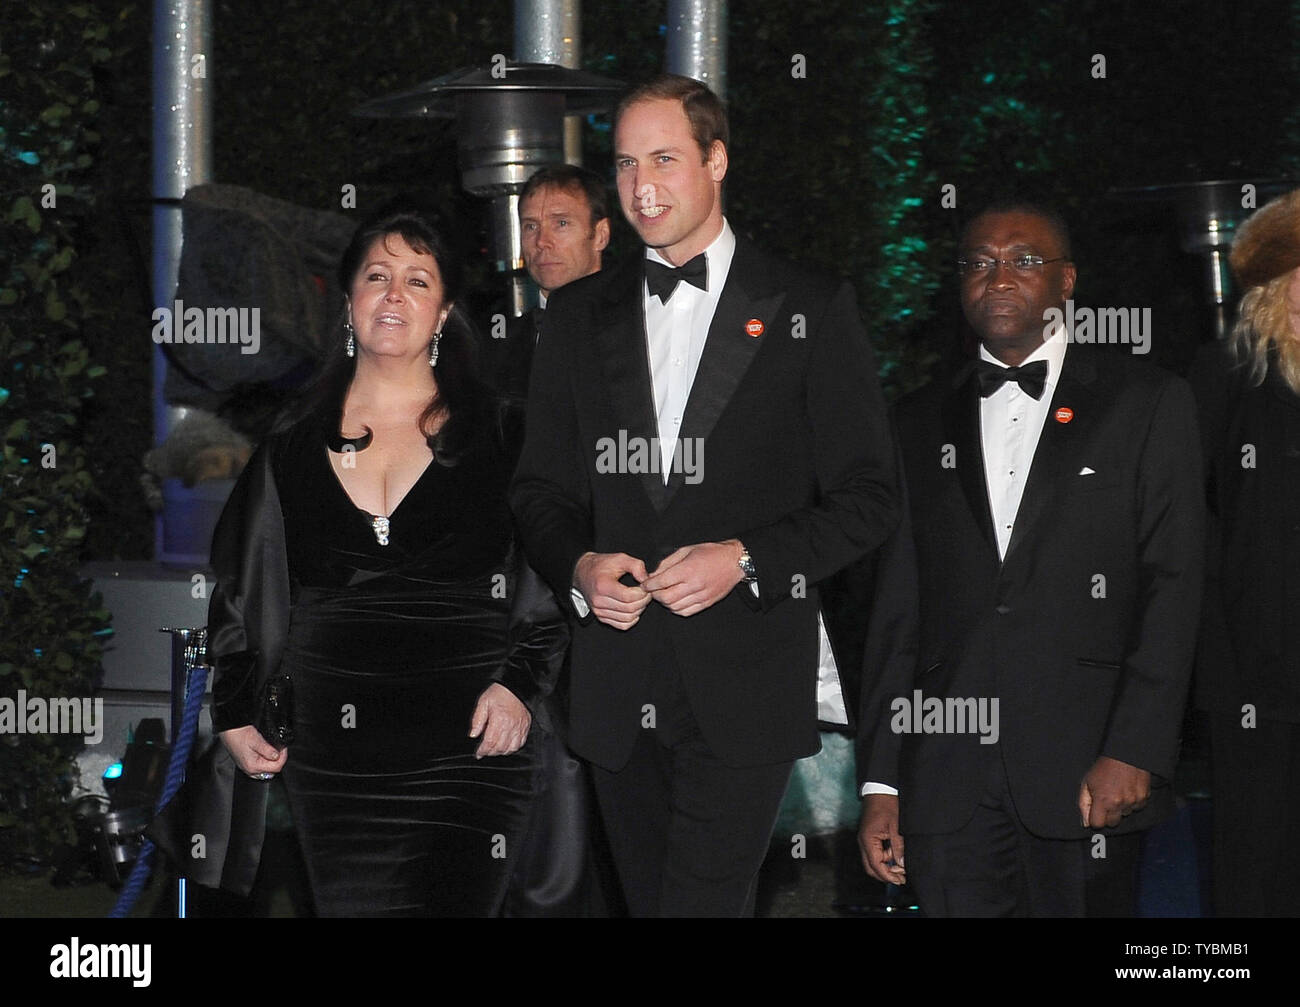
[594,258,667,511]
[665,239,783,501]
[941,372,999,561]
[1003,349,1100,562]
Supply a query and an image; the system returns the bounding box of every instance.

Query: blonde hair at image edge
[1231,269,1300,394]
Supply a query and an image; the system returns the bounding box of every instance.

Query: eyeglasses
[956,255,1068,276]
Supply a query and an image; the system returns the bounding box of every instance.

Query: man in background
[497,164,615,916]
[488,164,610,399]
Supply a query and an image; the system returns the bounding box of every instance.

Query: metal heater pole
[666,0,727,101]
[515,0,583,165]
[152,0,212,564]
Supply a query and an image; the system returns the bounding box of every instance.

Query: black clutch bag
[255,673,295,747]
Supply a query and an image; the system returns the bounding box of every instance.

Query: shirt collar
[978,321,1069,388]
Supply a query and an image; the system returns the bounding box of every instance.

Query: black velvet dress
[265,409,565,916]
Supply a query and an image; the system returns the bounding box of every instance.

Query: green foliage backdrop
[0,4,119,864]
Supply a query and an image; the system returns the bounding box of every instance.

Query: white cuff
[569,586,591,619]
[860,782,899,797]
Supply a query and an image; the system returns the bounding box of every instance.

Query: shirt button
[995,604,1012,615]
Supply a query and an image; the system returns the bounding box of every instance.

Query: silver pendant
[371,515,390,546]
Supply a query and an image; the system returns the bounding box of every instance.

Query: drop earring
[429,331,442,368]
[344,319,355,358]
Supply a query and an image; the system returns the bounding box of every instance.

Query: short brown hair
[520,164,609,226]
[614,73,728,161]
[960,195,1072,259]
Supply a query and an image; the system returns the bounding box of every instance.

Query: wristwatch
[737,545,757,583]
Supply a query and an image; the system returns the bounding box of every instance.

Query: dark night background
[19,0,1300,561]
[1,0,1297,884]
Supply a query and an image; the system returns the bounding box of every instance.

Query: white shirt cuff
[569,586,591,619]
[860,782,899,797]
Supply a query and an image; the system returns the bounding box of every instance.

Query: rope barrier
[108,659,209,918]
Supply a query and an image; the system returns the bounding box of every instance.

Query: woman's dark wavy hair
[280,196,494,465]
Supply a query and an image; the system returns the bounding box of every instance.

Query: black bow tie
[645,254,708,302]
[974,359,1049,400]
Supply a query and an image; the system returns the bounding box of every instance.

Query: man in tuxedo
[511,74,898,916]
[488,164,610,399]
[496,165,613,915]
[856,201,1204,916]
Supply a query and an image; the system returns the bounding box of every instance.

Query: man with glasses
[856,199,1205,916]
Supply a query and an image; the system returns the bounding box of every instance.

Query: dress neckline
[323,445,437,532]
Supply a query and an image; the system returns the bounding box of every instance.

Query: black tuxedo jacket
[856,347,1204,838]
[1189,344,1300,722]
[511,237,898,771]
[483,309,541,402]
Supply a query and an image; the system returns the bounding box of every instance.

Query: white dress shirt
[980,329,1068,560]
[861,330,1069,796]
[645,219,736,479]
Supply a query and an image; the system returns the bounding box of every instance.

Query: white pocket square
[1079,466,1096,476]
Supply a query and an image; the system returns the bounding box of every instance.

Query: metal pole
[665,0,728,101]
[160,626,207,918]
[152,0,212,563]
[515,0,583,164]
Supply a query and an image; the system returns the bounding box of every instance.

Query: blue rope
[109,660,209,918]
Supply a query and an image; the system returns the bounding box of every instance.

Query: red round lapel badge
[744,318,764,338]
[1055,406,1074,423]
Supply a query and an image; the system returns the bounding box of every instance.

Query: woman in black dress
[210,199,566,916]
[1192,187,1300,917]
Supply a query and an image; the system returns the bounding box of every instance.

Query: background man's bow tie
[645,253,708,302]
[973,358,1049,399]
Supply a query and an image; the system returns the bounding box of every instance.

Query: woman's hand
[219,725,288,778]
[469,683,531,758]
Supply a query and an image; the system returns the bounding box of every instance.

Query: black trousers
[906,745,1142,917]
[1212,711,1300,917]
[588,667,793,917]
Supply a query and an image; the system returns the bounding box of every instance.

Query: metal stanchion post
[159,627,208,919]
